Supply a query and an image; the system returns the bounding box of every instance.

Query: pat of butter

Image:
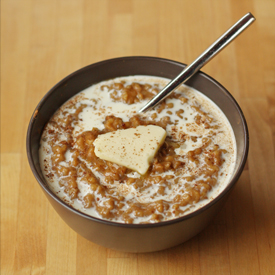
[93,125,167,175]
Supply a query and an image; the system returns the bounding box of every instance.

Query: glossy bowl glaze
[27,56,249,252]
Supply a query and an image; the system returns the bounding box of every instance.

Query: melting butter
[94,125,167,175]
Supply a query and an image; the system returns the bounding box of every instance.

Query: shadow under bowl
[27,56,249,253]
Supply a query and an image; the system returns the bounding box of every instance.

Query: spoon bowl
[27,56,249,252]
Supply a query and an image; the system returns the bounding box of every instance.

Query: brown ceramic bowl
[27,56,249,253]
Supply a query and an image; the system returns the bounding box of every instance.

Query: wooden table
[1,0,275,274]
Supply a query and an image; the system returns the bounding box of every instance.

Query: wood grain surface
[1,0,275,274]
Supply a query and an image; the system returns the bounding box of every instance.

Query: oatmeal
[39,76,236,224]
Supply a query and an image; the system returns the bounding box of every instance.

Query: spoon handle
[139,12,255,113]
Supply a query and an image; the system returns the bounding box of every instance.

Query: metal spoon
[139,12,255,113]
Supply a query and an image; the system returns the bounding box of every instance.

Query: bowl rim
[26,55,249,228]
